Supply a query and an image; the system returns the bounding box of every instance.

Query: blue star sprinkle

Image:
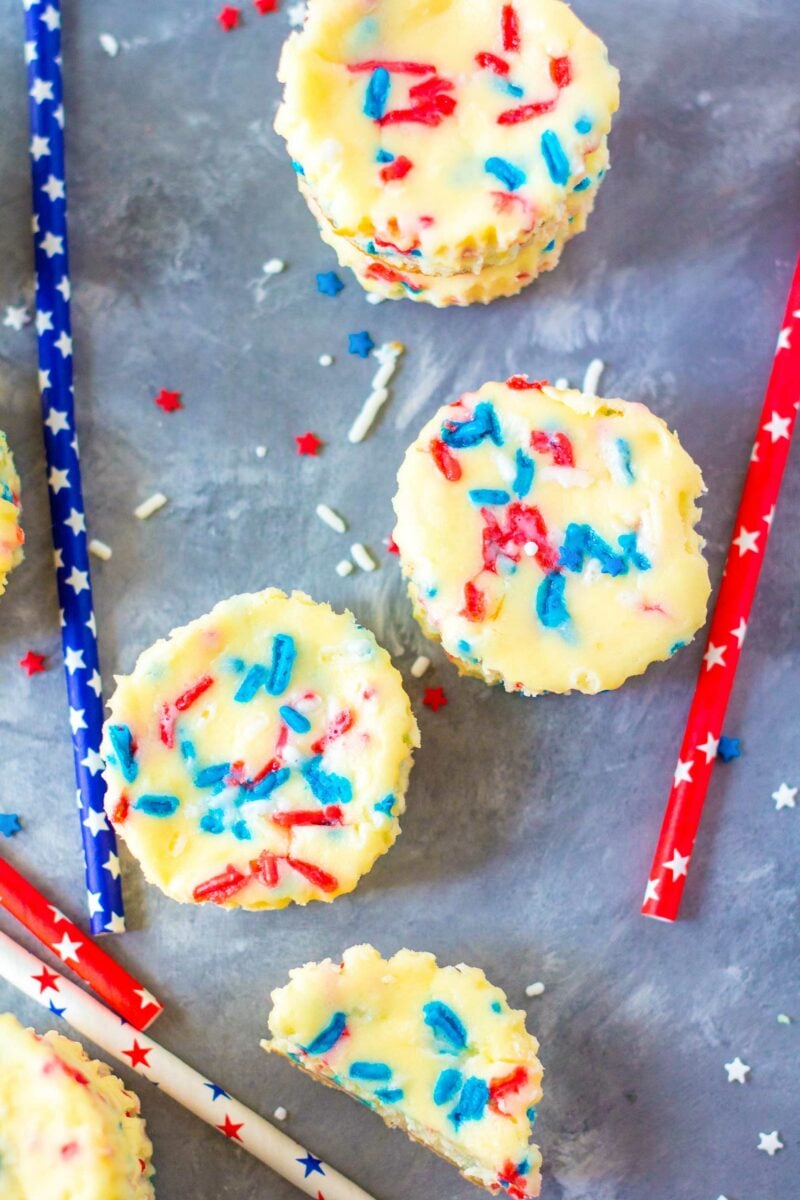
[717,736,741,763]
[204,1082,231,1101]
[296,1152,325,1178]
[0,814,21,837]
[348,330,374,358]
[316,271,344,297]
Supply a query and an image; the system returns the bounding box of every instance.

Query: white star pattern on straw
[39,230,63,257]
[24,40,37,64]
[697,732,720,763]
[80,749,105,777]
[643,878,660,903]
[757,1131,783,1156]
[39,368,51,391]
[85,612,97,637]
[772,783,797,810]
[86,890,104,917]
[731,618,748,648]
[53,329,72,356]
[64,566,89,594]
[41,174,65,201]
[724,1057,750,1083]
[82,807,108,836]
[48,465,69,492]
[763,505,775,526]
[673,759,694,786]
[30,133,49,159]
[56,275,70,299]
[30,77,54,104]
[52,932,82,963]
[662,849,690,880]
[68,707,87,734]
[63,646,86,674]
[105,912,126,933]
[703,643,727,670]
[63,508,86,535]
[3,305,31,331]
[44,407,69,434]
[763,410,791,441]
[48,905,68,925]
[87,669,103,697]
[36,310,53,334]
[134,987,159,1010]
[732,526,759,556]
[776,327,792,352]
[103,852,121,879]
[40,5,61,31]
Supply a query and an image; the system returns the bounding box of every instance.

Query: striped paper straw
[22,0,124,932]
[642,257,800,921]
[0,929,376,1200]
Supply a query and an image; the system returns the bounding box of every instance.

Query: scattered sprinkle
[286,1,306,27]
[525,982,545,998]
[335,559,354,577]
[554,376,569,389]
[0,814,21,838]
[254,0,279,12]
[255,445,267,458]
[2,305,30,332]
[777,1014,792,1025]
[217,5,242,31]
[348,330,375,359]
[134,492,168,521]
[365,292,386,305]
[295,432,323,456]
[316,504,347,533]
[348,340,404,443]
[154,388,182,413]
[717,735,741,762]
[757,1131,783,1156]
[18,651,46,676]
[410,655,430,679]
[89,539,112,561]
[350,542,378,572]
[423,686,448,712]
[263,258,285,276]
[581,358,605,395]
[772,783,797,810]
[723,1057,750,1084]
[99,33,120,57]
[273,1105,288,1120]
[316,271,344,296]
[385,535,400,555]
[318,354,333,366]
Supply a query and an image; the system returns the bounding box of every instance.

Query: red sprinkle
[271,806,343,828]
[253,851,280,887]
[430,437,462,482]
[158,704,175,749]
[286,857,339,893]
[408,75,454,100]
[380,155,414,183]
[550,56,572,88]
[216,6,241,31]
[497,99,556,125]
[366,262,410,285]
[462,581,487,622]
[253,0,278,11]
[295,431,323,456]
[531,429,575,467]
[310,709,353,754]
[481,503,560,573]
[498,1160,529,1200]
[18,650,46,676]
[423,686,448,712]
[111,794,130,825]
[506,376,549,390]
[60,1142,79,1161]
[373,233,421,255]
[347,60,436,75]
[153,388,182,413]
[192,865,249,904]
[378,94,456,127]
[385,535,400,554]
[502,4,521,52]
[175,675,214,712]
[488,1065,529,1111]
[475,51,510,75]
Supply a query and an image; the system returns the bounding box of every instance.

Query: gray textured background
[0,3,798,1198]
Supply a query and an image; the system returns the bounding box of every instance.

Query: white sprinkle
[316,503,347,534]
[525,982,545,998]
[263,258,285,276]
[581,357,605,396]
[286,1,306,27]
[273,1106,288,1122]
[410,655,431,679]
[523,541,538,557]
[255,445,267,459]
[99,33,120,57]
[318,354,333,367]
[366,292,386,305]
[88,538,112,561]
[134,492,168,521]
[335,559,354,577]
[554,376,569,390]
[348,340,404,443]
[697,90,713,107]
[777,1013,792,1025]
[350,542,378,572]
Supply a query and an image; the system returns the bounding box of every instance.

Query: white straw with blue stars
[21,0,125,934]
[0,929,376,1200]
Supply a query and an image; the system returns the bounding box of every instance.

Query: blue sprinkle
[491,1001,502,1013]
[180,738,196,761]
[107,724,138,784]
[433,1068,463,1105]
[513,448,535,498]
[573,177,591,192]
[717,736,741,763]
[560,524,627,576]
[228,657,246,673]
[457,639,471,655]
[526,1106,538,1125]
[364,67,390,120]
[348,330,375,358]
[615,438,635,482]
[316,271,344,297]
[291,160,305,175]
[617,531,651,572]
[669,641,686,656]
[543,239,556,251]
[279,705,311,734]
[374,794,395,816]
[366,240,377,254]
[195,763,231,788]
[240,766,290,802]
[231,819,252,841]
[517,1158,530,1175]
[503,80,524,97]
[376,149,395,164]
[0,482,13,503]
[451,1077,489,1127]
[301,756,353,806]
[267,634,296,696]
[350,1061,392,1081]
[575,117,592,134]
[0,814,21,838]
[305,1011,347,1055]
[485,155,526,192]
[374,1087,404,1103]
[441,401,504,449]
[134,794,180,818]
[200,808,225,835]
[469,488,510,506]
[235,664,268,703]
[423,1001,467,1052]
[541,130,570,185]
[536,572,570,628]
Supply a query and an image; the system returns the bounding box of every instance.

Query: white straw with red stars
[0,929,376,1200]
[0,854,162,1030]
[642,256,800,922]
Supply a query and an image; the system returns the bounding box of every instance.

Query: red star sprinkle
[122,1040,153,1069]
[423,686,448,712]
[253,0,278,11]
[295,432,323,456]
[19,651,46,676]
[32,967,60,994]
[385,535,400,555]
[217,5,241,30]
[154,388,182,413]
[216,1114,245,1141]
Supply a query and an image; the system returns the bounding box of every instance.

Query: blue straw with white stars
[22,0,125,934]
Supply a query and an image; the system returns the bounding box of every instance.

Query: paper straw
[642,257,800,922]
[22,0,124,932]
[0,855,162,1030]
[0,930,376,1200]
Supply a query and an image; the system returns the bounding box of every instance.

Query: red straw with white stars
[0,929,376,1200]
[0,855,162,1030]
[642,256,800,922]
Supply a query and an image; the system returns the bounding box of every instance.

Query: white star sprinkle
[772,783,797,810]
[82,804,108,835]
[40,4,60,30]
[64,566,89,594]
[36,310,54,334]
[68,707,87,735]
[776,327,791,352]
[86,890,103,917]
[41,174,65,202]
[29,133,50,160]
[757,1131,783,1156]
[732,526,759,556]
[39,231,64,258]
[56,275,70,300]
[103,852,121,880]
[643,878,660,903]
[724,1057,750,1083]
[673,759,694,786]
[105,912,126,934]
[662,849,690,880]
[48,465,69,492]
[29,77,54,104]
[63,508,86,536]
[87,669,103,697]
[731,618,748,648]
[697,732,720,763]
[2,305,30,331]
[53,330,72,357]
[63,646,86,674]
[762,411,791,442]
[44,407,69,435]
[52,932,82,963]
[703,643,727,670]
